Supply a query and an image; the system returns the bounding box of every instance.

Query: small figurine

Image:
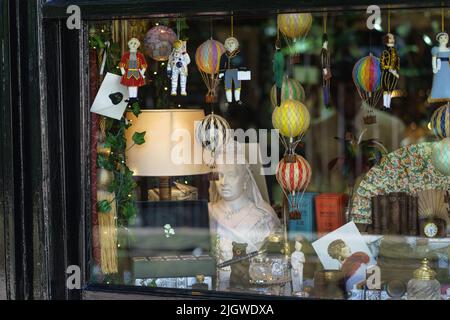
[429,32,450,103]
[119,38,148,106]
[273,39,285,107]
[320,33,332,108]
[290,237,305,293]
[191,274,209,290]
[219,37,249,105]
[167,40,190,96]
[229,242,250,288]
[380,33,400,110]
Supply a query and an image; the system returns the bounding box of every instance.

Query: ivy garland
[89,24,146,227]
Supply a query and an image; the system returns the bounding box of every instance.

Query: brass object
[413,258,436,281]
[97,143,111,156]
[196,274,205,283]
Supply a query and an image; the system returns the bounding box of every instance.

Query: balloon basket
[208,171,219,181]
[284,153,297,163]
[205,94,217,104]
[290,54,301,65]
[363,115,377,125]
[289,209,302,220]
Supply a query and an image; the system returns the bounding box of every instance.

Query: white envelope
[237,70,251,81]
[90,72,129,120]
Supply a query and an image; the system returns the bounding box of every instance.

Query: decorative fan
[350,142,450,225]
[417,190,449,221]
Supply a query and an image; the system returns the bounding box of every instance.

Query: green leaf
[131,102,141,117]
[132,131,146,145]
[97,200,112,213]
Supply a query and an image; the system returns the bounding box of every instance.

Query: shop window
[84,7,450,300]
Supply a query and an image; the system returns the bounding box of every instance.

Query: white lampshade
[125,109,209,176]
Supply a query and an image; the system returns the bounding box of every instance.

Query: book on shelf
[314,193,348,238]
[287,192,318,242]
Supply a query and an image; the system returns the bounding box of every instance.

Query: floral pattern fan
[350,142,450,224]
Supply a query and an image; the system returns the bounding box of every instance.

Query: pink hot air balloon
[195,39,225,103]
[144,25,177,61]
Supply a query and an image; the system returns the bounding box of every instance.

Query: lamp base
[159,176,171,201]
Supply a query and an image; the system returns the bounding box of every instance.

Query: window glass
[88,9,450,300]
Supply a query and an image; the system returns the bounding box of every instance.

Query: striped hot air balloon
[195,39,225,75]
[276,154,311,194]
[270,77,305,108]
[430,104,450,139]
[352,55,382,94]
[352,54,382,123]
[195,39,225,103]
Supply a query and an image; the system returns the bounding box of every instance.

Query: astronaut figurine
[219,37,248,105]
[167,40,190,96]
[119,38,148,106]
[380,33,400,110]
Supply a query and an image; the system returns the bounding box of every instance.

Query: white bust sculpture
[208,142,281,284]
[290,238,305,293]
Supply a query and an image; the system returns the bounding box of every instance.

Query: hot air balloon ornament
[195,112,231,180]
[352,53,382,125]
[431,137,450,176]
[277,13,313,64]
[195,39,226,104]
[144,25,177,61]
[272,99,310,162]
[270,77,305,109]
[276,154,312,215]
[430,103,450,139]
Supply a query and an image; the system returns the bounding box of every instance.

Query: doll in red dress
[118,38,148,106]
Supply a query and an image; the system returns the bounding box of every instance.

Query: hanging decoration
[430,104,450,139]
[272,99,310,161]
[276,154,312,213]
[144,25,177,61]
[320,13,332,108]
[380,7,400,111]
[431,137,450,176]
[277,12,313,64]
[119,38,148,107]
[352,54,382,124]
[195,113,231,180]
[270,77,305,109]
[167,39,190,96]
[428,7,450,103]
[195,39,226,103]
[272,28,285,107]
[96,120,118,275]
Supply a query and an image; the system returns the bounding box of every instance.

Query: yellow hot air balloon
[277,13,312,63]
[272,99,310,157]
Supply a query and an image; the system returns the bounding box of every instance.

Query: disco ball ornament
[144,25,177,61]
[431,138,450,176]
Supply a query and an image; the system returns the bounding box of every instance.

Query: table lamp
[125,109,209,200]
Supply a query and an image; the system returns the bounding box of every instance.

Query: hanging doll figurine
[167,40,190,96]
[273,38,285,107]
[380,33,400,110]
[320,33,332,108]
[429,32,450,103]
[219,37,249,105]
[119,38,148,106]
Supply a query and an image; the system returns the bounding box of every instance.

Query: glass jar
[407,258,441,300]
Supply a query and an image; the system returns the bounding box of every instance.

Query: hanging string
[210,17,213,40]
[442,4,445,32]
[388,4,391,33]
[231,12,234,37]
[177,16,181,39]
[323,12,327,34]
